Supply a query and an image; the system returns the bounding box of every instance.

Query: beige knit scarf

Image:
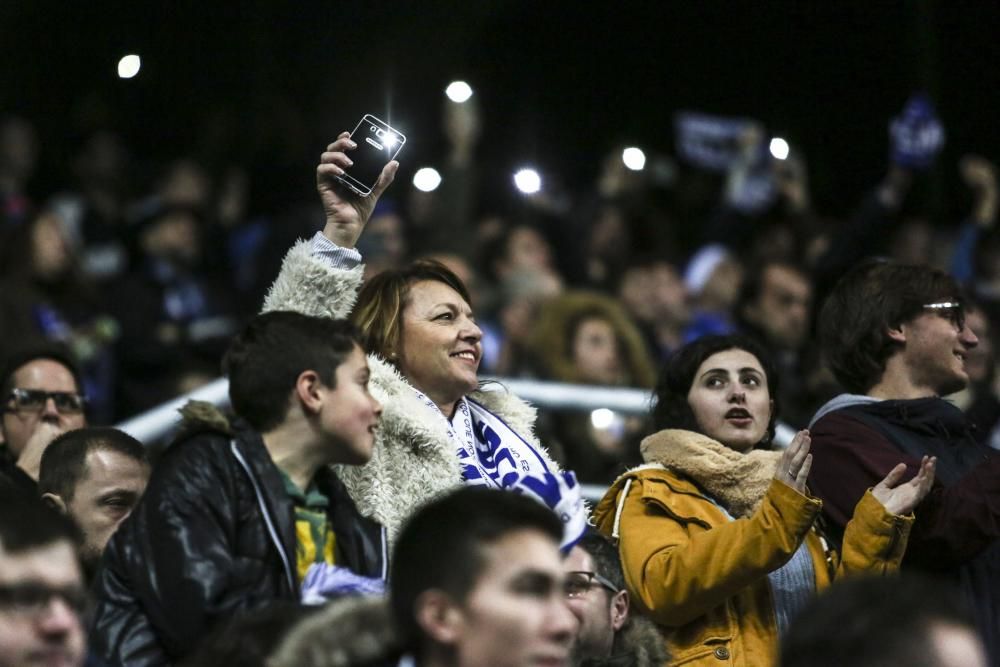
[639,429,782,518]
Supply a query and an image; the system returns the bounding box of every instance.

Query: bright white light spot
[383,133,399,148]
[413,167,442,192]
[445,81,474,103]
[622,147,646,171]
[117,54,141,79]
[513,168,541,194]
[769,137,790,161]
[590,408,616,430]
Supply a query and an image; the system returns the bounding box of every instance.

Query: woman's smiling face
[686,348,773,452]
[397,279,483,415]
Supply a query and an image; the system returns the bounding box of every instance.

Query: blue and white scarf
[414,389,587,549]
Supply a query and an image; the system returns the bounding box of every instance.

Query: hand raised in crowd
[960,154,998,228]
[871,456,936,516]
[317,131,398,248]
[774,429,812,495]
[16,420,67,481]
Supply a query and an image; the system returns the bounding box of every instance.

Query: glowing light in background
[413,167,442,192]
[117,54,141,79]
[513,168,542,194]
[769,137,790,160]
[590,408,616,430]
[445,81,474,103]
[622,147,646,171]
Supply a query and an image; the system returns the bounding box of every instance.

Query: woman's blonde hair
[352,259,472,361]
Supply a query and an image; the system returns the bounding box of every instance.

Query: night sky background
[3,1,1000,220]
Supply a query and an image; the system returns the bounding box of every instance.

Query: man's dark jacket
[89,409,386,666]
[809,396,1000,665]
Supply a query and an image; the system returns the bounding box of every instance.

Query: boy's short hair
[39,427,148,502]
[223,312,362,432]
[819,260,964,393]
[389,487,563,654]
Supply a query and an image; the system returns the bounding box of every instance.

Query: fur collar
[333,354,549,545]
[639,429,781,518]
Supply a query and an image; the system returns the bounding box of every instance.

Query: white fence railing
[116,376,795,503]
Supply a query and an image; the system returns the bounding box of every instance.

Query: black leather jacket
[88,417,387,666]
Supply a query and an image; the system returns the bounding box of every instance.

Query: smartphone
[335,114,406,197]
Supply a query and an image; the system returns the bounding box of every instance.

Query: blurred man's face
[563,546,626,665]
[1,360,85,459]
[62,449,150,570]
[744,265,812,349]
[445,529,578,667]
[0,540,86,667]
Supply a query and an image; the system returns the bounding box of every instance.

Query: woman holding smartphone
[591,334,936,666]
[262,131,586,547]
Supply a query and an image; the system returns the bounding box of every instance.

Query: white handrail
[116,376,796,453]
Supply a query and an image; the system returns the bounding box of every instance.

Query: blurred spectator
[0,115,39,229]
[268,596,399,667]
[0,209,118,421]
[0,491,87,667]
[107,202,240,416]
[357,202,409,280]
[0,346,87,490]
[89,313,386,665]
[480,268,562,376]
[49,130,132,282]
[389,487,577,667]
[780,575,987,667]
[946,307,1000,447]
[737,260,819,427]
[38,427,150,578]
[682,244,742,342]
[564,532,667,666]
[617,257,690,362]
[529,291,655,482]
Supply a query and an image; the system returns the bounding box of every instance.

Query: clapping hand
[871,456,936,516]
[774,430,812,495]
[316,132,398,248]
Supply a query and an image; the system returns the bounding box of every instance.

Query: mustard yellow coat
[592,466,912,666]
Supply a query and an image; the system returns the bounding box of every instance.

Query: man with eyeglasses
[563,532,666,667]
[0,490,87,667]
[0,347,87,491]
[807,259,1000,663]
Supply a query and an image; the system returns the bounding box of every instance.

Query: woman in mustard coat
[593,335,936,666]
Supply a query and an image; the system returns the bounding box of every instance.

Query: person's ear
[887,322,907,345]
[414,589,463,645]
[610,589,629,632]
[294,370,324,415]
[41,492,67,514]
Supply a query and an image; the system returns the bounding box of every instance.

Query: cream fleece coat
[262,240,560,544]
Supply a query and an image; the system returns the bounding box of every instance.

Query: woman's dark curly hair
[651,334,780,446]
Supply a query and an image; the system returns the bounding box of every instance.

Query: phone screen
[337,115,406,196]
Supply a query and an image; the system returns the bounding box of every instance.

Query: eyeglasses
[922,302,966,332]
[0,582,88,618]
[3,389,87,415]
[564,571,620,598]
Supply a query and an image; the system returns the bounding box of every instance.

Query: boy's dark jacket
[89,402,386,667]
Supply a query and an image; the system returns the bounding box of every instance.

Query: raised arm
[261,134,398,319]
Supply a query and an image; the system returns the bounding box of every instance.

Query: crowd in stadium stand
[0,91,998,667]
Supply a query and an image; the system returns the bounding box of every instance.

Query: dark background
[3,1,999,219]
